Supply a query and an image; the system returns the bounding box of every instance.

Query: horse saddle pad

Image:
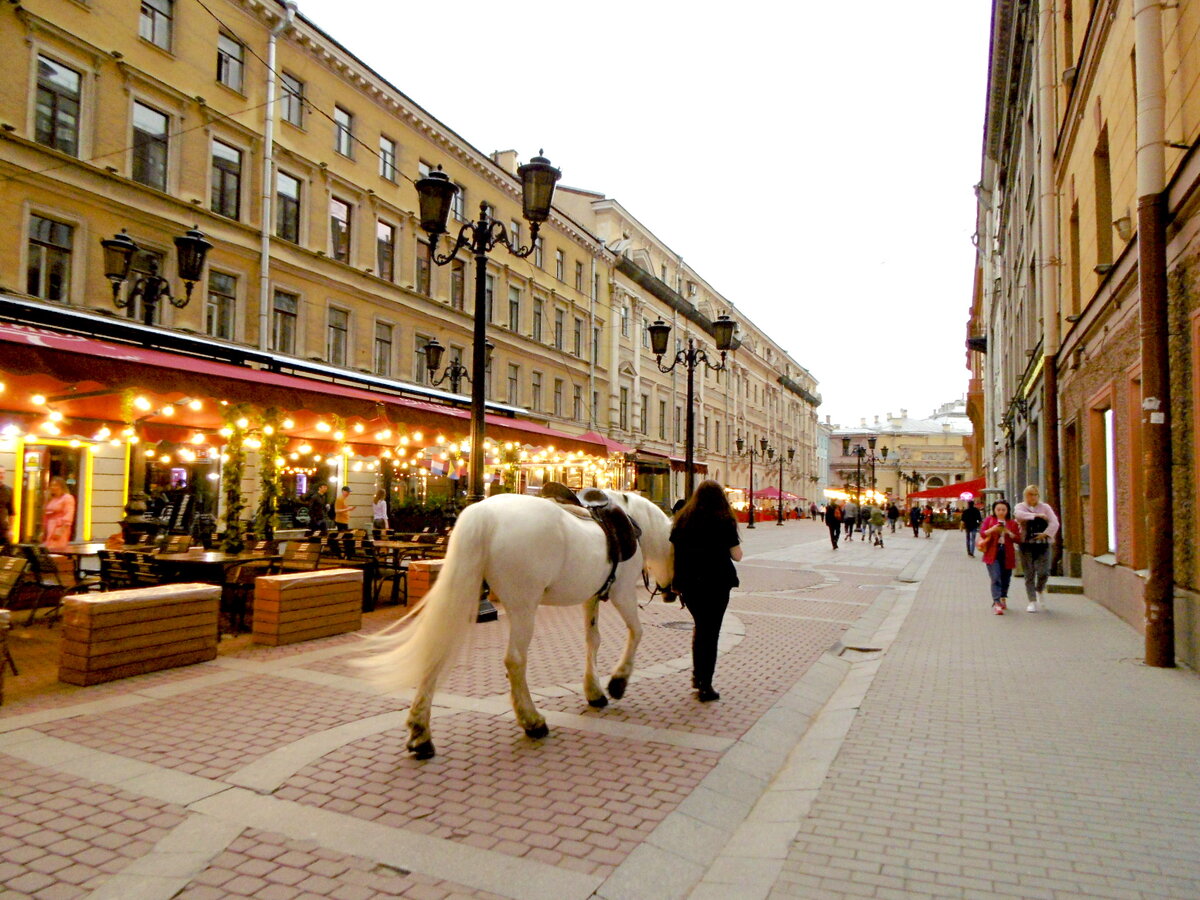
[539,482,640,564]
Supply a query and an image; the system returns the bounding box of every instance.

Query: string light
[235,417,250,429]
[134,396,151,411]
[353,423,365,433]
[188,399,203,411]
[32,394,47,406]
[282,418,295,429]
[47,410,63,422]
[316,421,331,432]
[263,424,274,435]
[161,405,175,416]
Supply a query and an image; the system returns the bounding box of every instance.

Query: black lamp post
[735,435,770,529]
[424,338,494,394]
[776,446,795,526]
[865,436,889,498]
[415,152,561,504]
[648,315,737,499]
[101,227,212,329]
[842,437,866,510]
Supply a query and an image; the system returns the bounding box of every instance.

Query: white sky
[295,0,992,426]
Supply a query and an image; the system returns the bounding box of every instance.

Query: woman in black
[670,480,743,702]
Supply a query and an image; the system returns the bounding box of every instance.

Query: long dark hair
[673,480,736,534]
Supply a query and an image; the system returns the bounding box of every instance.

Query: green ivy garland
[254,407,286,540]
[220,403,251,553]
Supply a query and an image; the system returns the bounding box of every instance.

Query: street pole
[468,234,489,502]
[747,449,756,529]
[776,451,785,526]
[685,340,696,498]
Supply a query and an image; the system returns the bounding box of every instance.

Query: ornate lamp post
[843,437,866,510]
[100,227,212,329]
[415,152,561,503]
[647,315,737,498]
[865,436,889,498]
[735,435,770,529]
[424,338,494,394]
[776,446,795,526]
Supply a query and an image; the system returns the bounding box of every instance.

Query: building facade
[974,0,1200,667]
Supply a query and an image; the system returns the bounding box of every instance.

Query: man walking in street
[824,499,842,549]
[887,501,900,533]
[908,503,922,537]
[962,499,983,557]
[842,499,858,542]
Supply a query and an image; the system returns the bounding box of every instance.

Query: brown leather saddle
[540,482,641,599]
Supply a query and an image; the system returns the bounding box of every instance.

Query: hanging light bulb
[282,418,295,429]
[412,431,423,441]
[161,405,175,417]
[96,426,111,439]
[263,424,274,436]
[316,421,331,432]
[235,417,250,429]
[133,396,151,411]
[274,456,285,467]
[129,435,140,445]
[353,422,365,433]
[188,399,203,411]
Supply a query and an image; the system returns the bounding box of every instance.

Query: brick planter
[58,584,220,686]
[253,568,363,646]
[406,559,445,606]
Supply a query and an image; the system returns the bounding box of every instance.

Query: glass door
[19,443,84,544]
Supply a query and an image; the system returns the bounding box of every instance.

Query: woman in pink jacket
[980,499,1022,615]
[1013,484,1060,613]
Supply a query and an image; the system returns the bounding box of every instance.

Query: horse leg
[582,596,607,708]
[405,668,440,759]
[504,604,548,738]
[606,591,643,700]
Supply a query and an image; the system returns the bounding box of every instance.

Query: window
[533,237,544,268]
[374,322,393,376]
[619,388,629,431]
[379,136,397,181]
[484,273,495,321]
[575,261,584,292]
[451,185,465,222]
[592,326,601,363]
[507,364,520,405]
[334,105,353,156]
[555,249,565,281]
[573,385,583,421]
[642,318,650,348]
[620,304,629,337]
[217,33,244,92]
[206,271,236,340]
[554,309,564,350]
[674,406,681,442]
[210,139,242,219]
[417,160,431,179]
[1094,127,1113,268]
[1104,408,1117,553]
[509,220,520,248]
[125,248,163,323]
[269,175,300,247]
[450,260,464,309]
[593,271,600,299]
[326,308,349,366]
[330,197,351,262]
[139,0,172,50]
[35,56,81,156]
[131,101,169,190]
[554,379,564,417]
[413,333,432,384]
[280,72,304,126]
[658,400,667,440]
[573,318,583,356]
[703,416,709,447]
[533,299,544,342]
[531,372,543,411]
[641,394,650,433]
[715,420,721,452]
[26,215,73,302]
[508,287,521,331]
[416,241,431,295]
[272,290,298,354]
[376,220,395,281]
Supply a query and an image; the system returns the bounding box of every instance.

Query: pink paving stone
[223,873,271,896]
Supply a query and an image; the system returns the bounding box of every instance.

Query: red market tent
[752,486,799,500]
[908,477,987,500]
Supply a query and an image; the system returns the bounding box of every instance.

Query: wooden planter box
[0,610,9,705]
[407,559,445,605]
[253,568,363,646]
[58,584,220,686]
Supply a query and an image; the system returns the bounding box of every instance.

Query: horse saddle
[540,482,641,598]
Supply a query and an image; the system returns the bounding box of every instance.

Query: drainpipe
[1133,0,1174,667]
[1037,0,1062,568]
[588,255,597,429]
[259,1,297,351]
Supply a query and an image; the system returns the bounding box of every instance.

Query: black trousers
[827,523,840,548]
[682,587,730,691]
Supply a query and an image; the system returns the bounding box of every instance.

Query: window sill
[138,37,176,59]
[1092,553,1118,567]
[215,81,248,100]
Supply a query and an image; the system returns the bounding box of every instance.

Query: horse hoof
[408,740,436,760]
[587,695,608,708]
[525,722,549,739]
[607,677,626,699]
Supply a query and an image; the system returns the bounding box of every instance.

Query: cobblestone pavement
[2,519,926,899]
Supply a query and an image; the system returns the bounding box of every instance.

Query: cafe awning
[909,477,987,500]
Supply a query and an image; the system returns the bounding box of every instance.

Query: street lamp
[865,436,889,498]
[735,435,770,529]
[842,437,867,510]
[776,446,795,526]
[648,314,737,498]
[101,227,212,328]
[415,151,561,504]
[424,338,494,394]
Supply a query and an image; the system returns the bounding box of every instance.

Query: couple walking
[979,485,1059,615]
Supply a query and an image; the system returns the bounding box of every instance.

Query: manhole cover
[660,621,694,631]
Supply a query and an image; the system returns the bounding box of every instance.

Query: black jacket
[962,505,983,529]
[670,517,740,594]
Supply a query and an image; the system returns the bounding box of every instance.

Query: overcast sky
[295,0,992,427]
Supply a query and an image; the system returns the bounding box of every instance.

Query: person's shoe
[692,673,699,689]
[993,602,1004,615]
[999,598,1007,610]
[697,687,720,702]
[1037,591,1047,610]
[1027,601,1039,613]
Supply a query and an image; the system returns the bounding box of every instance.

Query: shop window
[17,444,83,544]
[35,56,81,156]
[26,215,73,302]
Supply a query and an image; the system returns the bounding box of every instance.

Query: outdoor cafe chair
[0,557,27,674]
[161,534,192,554]
[280,540,322,572]
[97,550,133,591]
[221,558,281,637]
[19,544,97,627]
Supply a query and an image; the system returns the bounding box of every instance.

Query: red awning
[752,486,799,500]
[0,323,605,455]
[909,476,987,500]
[577,431,634,454]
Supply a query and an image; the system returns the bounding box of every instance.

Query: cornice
[16,7,107,71]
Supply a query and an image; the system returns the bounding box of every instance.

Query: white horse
[356,490,674,759]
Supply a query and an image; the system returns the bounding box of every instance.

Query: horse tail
[354,504,490,692]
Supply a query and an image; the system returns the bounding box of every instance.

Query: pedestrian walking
[824,500,842,550]
[41,476,75,552]
[886,501,900,533]
[669,480,742,702]
[372,489,388,534]
[842,499,858,541]
[921,503,934,539]
[307,483,331,535]
[962,499,983,557]
[979,499,1022,614]
[1014,484,1060,613]
[857,503,870,538]
[869,505,886,547]
[909,504,922,537]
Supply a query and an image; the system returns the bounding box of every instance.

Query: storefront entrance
[18,441,84,544]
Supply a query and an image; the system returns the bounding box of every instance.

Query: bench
[253,568,363,646]
[58,583,221,686]
[407,559,445,606]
